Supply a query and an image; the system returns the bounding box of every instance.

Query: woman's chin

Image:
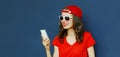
[63,27,68,29]
[63,26,70,29]
[63,26,74,29]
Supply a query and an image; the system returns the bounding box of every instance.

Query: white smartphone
[40,29,49,39]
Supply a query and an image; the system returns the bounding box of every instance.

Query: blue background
[0,0,120,57]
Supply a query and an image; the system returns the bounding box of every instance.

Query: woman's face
[60,12,74,29]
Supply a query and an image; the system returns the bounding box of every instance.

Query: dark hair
[58,14,85,43]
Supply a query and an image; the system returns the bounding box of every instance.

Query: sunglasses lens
[65,17,70,21]
[59,16,63,20]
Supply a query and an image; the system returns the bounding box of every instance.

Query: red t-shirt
[52,31,96,57]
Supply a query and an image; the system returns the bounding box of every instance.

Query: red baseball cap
[62,5,82,19]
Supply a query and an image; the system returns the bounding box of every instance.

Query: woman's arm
[45,48,52,57]
[41,33,59,57]
[42,38,51,57]
[53,46,59,57]
[42,38,59,57]
[87,46,95,57]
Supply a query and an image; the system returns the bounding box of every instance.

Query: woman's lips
[62,22,68,27]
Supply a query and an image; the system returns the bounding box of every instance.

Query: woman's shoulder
[53,35,59,40]
[52,35,61,46]
[83,31,92,35]
[83,31,96,47]
[83,31,94,40]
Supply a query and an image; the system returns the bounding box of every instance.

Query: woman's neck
[66,29,76,45]
[67,29,75,36]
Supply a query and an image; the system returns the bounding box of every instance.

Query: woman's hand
[41,35,52,57]
[41,35,50,50]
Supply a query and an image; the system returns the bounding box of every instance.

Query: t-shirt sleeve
[85,32,96,48]
[52,36,60,47]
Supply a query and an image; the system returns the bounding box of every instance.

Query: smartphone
[40,29,49,39]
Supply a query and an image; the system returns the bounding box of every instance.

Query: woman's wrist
[45,47,52,57]
[45,47,50,51]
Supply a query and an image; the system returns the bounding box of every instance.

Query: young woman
[42,5,96,57]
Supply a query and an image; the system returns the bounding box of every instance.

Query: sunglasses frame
[59,15,73,21]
